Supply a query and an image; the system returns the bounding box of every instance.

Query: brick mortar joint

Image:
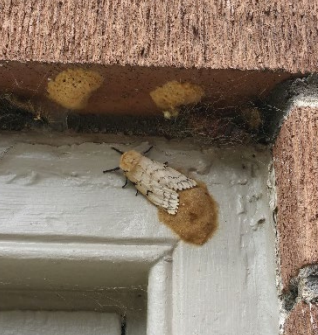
[282,78,318,113]
[279,264,318,330]
[265,74,318,143]
[291,265,318,305]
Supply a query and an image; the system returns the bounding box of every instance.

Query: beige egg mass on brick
[150,81,204,118]
[47,68,103,110]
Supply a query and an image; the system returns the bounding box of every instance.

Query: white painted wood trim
[147,257,172,335]
[0,240,173,263]
[0,133,279,335]
[1,311,121,335]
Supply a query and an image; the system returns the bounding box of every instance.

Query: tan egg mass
[150,81,204,118]
[158,183,218,245]
[47,68,103,109]
[241,107,262,130]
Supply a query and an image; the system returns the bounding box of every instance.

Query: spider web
[0,68,289,146]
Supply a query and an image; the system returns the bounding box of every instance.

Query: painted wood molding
[0,133,278,334]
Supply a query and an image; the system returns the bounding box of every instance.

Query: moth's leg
[132,182,139,196]
[122,178,128,189]
[103,167,120,173]
[143,146,153,155]
[163,161,168,166]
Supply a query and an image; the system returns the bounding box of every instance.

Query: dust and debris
[47,68,103,109]
[163,108,180,120]
[187,107,251,144]
[241,106,262,130]
[65,104,254,145]
[158,182,218,245]
[0,94,48,130]
[0,92,272,145]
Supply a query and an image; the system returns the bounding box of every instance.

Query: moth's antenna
[143,146,153,155]
[111,147,125,155]
[103,167,120,173]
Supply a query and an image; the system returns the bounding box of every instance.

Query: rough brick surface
[0,0,317,73]
[284,302,318,335]
[274,106,318,290]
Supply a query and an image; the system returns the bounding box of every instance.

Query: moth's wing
[124,156,196,215]
[135,181,179,215]
[140,158,197,191]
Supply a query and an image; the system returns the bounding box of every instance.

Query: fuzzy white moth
[104,148,197,214]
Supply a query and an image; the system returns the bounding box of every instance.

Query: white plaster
[281,95,318,125]
[294,96,318,108]
[0,133,279,335]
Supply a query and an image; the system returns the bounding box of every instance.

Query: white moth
[104,148,197,214]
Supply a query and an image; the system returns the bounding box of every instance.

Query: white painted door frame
[0,133,279,335]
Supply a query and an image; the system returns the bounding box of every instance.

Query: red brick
[0,1,317,73]
[274,106,318,290]
[284,302,318,335]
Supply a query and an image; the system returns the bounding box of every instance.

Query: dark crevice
[0,94,266,145]
[0,95,48,131]
[121,315,126,335]
[281,282,298,312]
[281,264,318,312]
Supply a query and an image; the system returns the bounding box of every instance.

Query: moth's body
[117,150,197,214]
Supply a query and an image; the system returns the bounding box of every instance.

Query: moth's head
[119,150,142,172]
